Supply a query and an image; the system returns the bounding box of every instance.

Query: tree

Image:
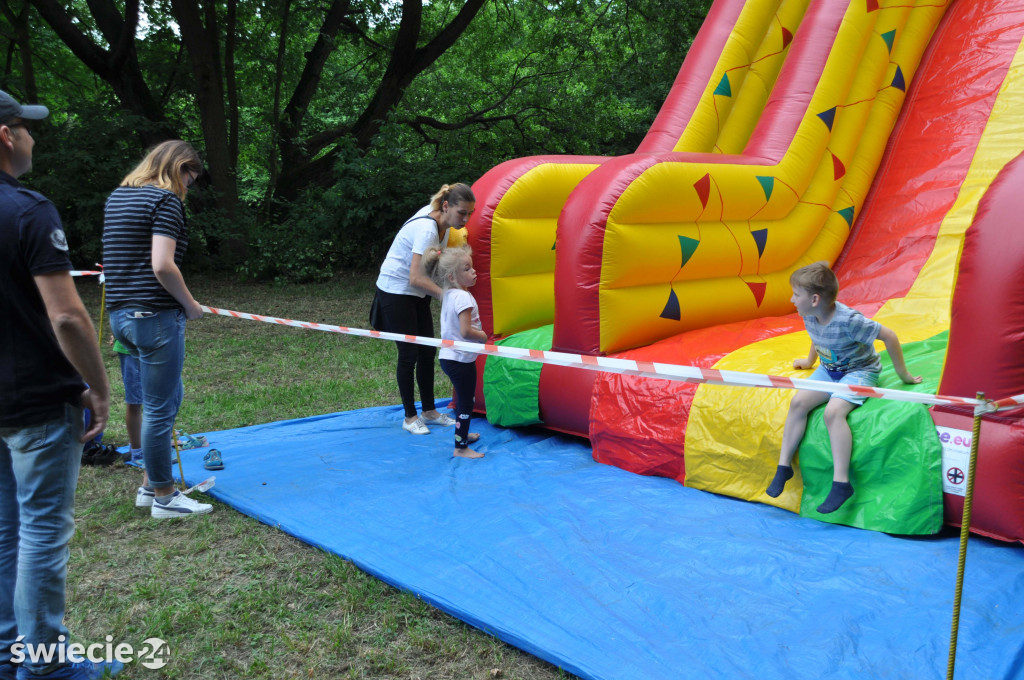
[8,0,712,277]
[29,0,174,141]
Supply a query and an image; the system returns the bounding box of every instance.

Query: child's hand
[793,357,815,370]
[899,373,923,385]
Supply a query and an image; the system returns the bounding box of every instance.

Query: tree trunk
[170,0,239,227]
[225,0,239,177]
[0,1,37,100]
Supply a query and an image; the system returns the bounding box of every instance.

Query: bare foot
[454,447,484,459]
[468,432,480,444]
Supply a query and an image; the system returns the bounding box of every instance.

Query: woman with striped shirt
[103,140,211,518]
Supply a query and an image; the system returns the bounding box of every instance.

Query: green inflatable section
[797,332,948,535]
[482,324,553,427]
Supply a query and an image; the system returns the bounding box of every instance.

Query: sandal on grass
[203,449,224,470]
[175,430,209,450]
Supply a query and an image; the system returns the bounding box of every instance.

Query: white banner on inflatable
[936,425,973,497]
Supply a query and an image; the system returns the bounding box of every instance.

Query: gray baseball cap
[0,90,48,122]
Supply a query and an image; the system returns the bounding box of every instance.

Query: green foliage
[28,106,153,266]
[242,131,470,282]
[11,0,713,280]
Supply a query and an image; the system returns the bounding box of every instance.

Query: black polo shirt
[0,170,85,427]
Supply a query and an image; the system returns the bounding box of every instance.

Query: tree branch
[349,0,487,150]
[29,0,113,77]
[281,0,353,143]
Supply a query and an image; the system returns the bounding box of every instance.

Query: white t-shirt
[375,205,450,297]
[439,288,481,363]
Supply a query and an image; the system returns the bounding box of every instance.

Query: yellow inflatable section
[589,0,947,354]
[685,20,1024,508]
[470,0,822,339]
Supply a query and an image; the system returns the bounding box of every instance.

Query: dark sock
[817,481,854,514]
[766,465,794,498]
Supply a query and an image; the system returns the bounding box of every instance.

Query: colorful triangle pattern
[714,74,732,97]
[832,153,846,181]
[782,28,794,50]
[838,206,855,227]
[694,174,711,208]
[678,235,700,268]
[660,288,681,321]
[881,30,896,53]
[745,281,767,307]
[892,65,906,91]
[818,107,837,131]
[751,229,768,258]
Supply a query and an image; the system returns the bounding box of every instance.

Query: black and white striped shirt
[102,185,189,310]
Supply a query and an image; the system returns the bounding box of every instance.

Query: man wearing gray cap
[0,91,120,679]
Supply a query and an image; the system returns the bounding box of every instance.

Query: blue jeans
[109,308,186,489]
[0,404,83,675]
[117,352,142,406]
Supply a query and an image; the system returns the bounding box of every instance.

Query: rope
[946,394,985,680]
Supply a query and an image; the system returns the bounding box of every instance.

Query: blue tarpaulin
[169,403,1024,680]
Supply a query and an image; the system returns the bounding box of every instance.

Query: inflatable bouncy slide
[465,0,1024,541]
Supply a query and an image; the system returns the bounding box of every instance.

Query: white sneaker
[422,412,456,427]
[151,490,213,519]
[136,486,155,508]
[402,417,430,435]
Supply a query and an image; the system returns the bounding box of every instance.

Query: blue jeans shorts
[810,364,880,406]
[118,352,142,406]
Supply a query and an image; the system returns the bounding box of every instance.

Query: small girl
[424,245,486,459]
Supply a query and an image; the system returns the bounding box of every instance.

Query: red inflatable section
[933,149,1024,544]
[931,407,1024,543]
[466,156,604,338]
[939,150,1024,402]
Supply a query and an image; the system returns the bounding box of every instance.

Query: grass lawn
[71,273,579,680]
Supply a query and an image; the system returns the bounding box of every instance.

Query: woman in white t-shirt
[424,245,486,458]
[370,183,475,435]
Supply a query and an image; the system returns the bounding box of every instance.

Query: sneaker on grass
[135,486,155,508]
[151,490,212,519]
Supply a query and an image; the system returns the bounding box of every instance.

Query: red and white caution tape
[71,265,104,282]
[983,395,1024,411]
[201,305,1006,412]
